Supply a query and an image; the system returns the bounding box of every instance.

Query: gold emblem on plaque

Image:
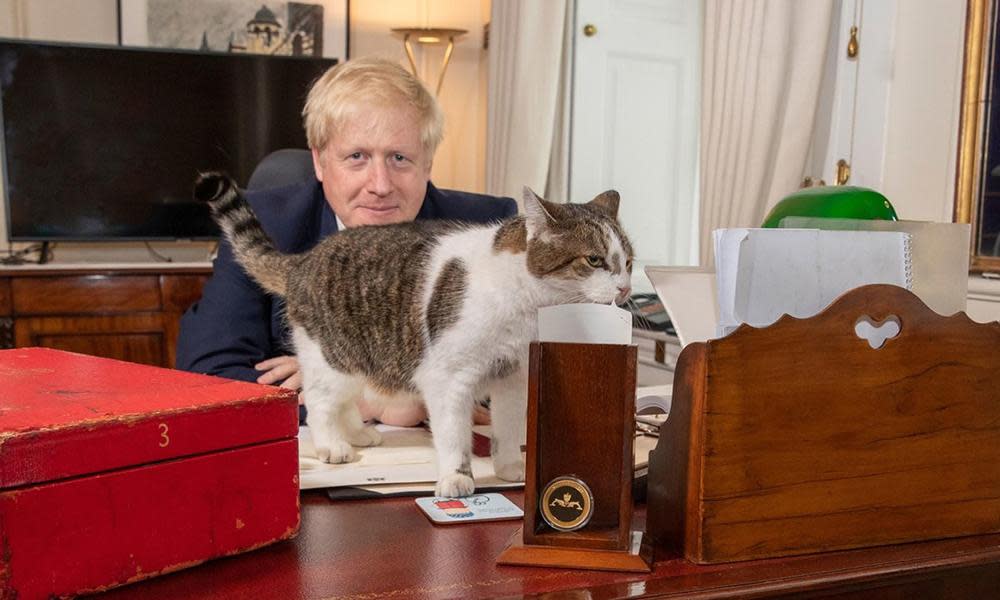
[540,476,594,532]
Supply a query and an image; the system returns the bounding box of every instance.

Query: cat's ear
[588,190,620,218]
[522,186,556,239]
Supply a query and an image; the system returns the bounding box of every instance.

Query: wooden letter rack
[645,284,1000,564]
[498,341,652,572]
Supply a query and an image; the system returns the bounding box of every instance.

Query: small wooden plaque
[497,341,651,572]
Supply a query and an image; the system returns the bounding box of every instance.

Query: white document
[297,424,521,490]
[714,228,913,336]
[643,266,719,347]
[537,304,632,345]
[779,218,970,316]
[636,383,671,415]
[714,229,750,337]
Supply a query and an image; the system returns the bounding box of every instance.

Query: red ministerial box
[0,347,300,599]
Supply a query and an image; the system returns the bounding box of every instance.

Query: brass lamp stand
[390,27,468,96]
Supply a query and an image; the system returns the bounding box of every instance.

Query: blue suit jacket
[176,181,518,383]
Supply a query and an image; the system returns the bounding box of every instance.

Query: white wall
[968,275,1000,322]
[880,1,966,223]
[0,0,118,42]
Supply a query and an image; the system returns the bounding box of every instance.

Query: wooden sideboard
[0,265,212,368]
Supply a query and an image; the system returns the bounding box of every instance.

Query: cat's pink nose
[615,286,631,304]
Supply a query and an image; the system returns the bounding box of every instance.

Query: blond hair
[302,56,444,157]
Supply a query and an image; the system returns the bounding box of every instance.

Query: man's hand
[255,355,303,391]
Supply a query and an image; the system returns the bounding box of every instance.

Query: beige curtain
[486,0,572,205]
[6,1,28,37]
[699,0,836,266]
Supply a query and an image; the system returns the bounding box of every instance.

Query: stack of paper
[298,425,520,491]
[779,217,971,317]
[714,228,913,336]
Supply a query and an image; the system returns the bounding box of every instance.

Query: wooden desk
[93,491,1000,599]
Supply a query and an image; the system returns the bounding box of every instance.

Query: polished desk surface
[96,490,1000,599]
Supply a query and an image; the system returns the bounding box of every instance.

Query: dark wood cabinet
[0,266,211,368]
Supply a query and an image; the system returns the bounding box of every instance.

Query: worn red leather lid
[0,347,298,488]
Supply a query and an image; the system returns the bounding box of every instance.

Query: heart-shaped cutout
[854,315,901,349]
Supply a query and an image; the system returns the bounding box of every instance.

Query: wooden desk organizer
[645,284,1000,564]
[498,341,651,572]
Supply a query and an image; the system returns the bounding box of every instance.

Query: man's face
[311,105,431,228]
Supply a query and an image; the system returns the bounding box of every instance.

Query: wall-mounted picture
[118,0,349,60]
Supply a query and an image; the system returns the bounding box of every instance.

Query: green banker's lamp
[761,184,898,228]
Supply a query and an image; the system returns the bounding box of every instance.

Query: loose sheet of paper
[537,304,633,345]
[298,425,520,490]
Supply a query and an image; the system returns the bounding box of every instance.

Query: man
[176,57,516,424]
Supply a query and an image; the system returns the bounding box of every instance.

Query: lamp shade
[762,186,899,228]
[390,28,468,45]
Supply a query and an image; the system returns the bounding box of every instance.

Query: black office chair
[247,149,315,192]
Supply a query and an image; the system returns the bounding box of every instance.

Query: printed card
[415,493,524,525]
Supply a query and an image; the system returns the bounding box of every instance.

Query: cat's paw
[346,425,383,447]
[435,473,475,498]
[494,459,525,483]
[316,440,357,464]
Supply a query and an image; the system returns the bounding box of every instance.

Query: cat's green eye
[585,255,604,268]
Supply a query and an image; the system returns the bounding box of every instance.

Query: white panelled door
[812,0,897,189]
[570,0,701,289]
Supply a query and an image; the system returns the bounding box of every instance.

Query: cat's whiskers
[560,292,591,305]
[624,297,654,331]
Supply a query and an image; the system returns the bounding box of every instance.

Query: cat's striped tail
[194,172,291,297]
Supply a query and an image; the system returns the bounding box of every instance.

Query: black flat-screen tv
[0,40,335,241]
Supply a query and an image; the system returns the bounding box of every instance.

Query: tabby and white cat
[195,173,634,497]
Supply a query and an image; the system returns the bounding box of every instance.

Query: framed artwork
[957,0,1000,271]
[117,0,349,61]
